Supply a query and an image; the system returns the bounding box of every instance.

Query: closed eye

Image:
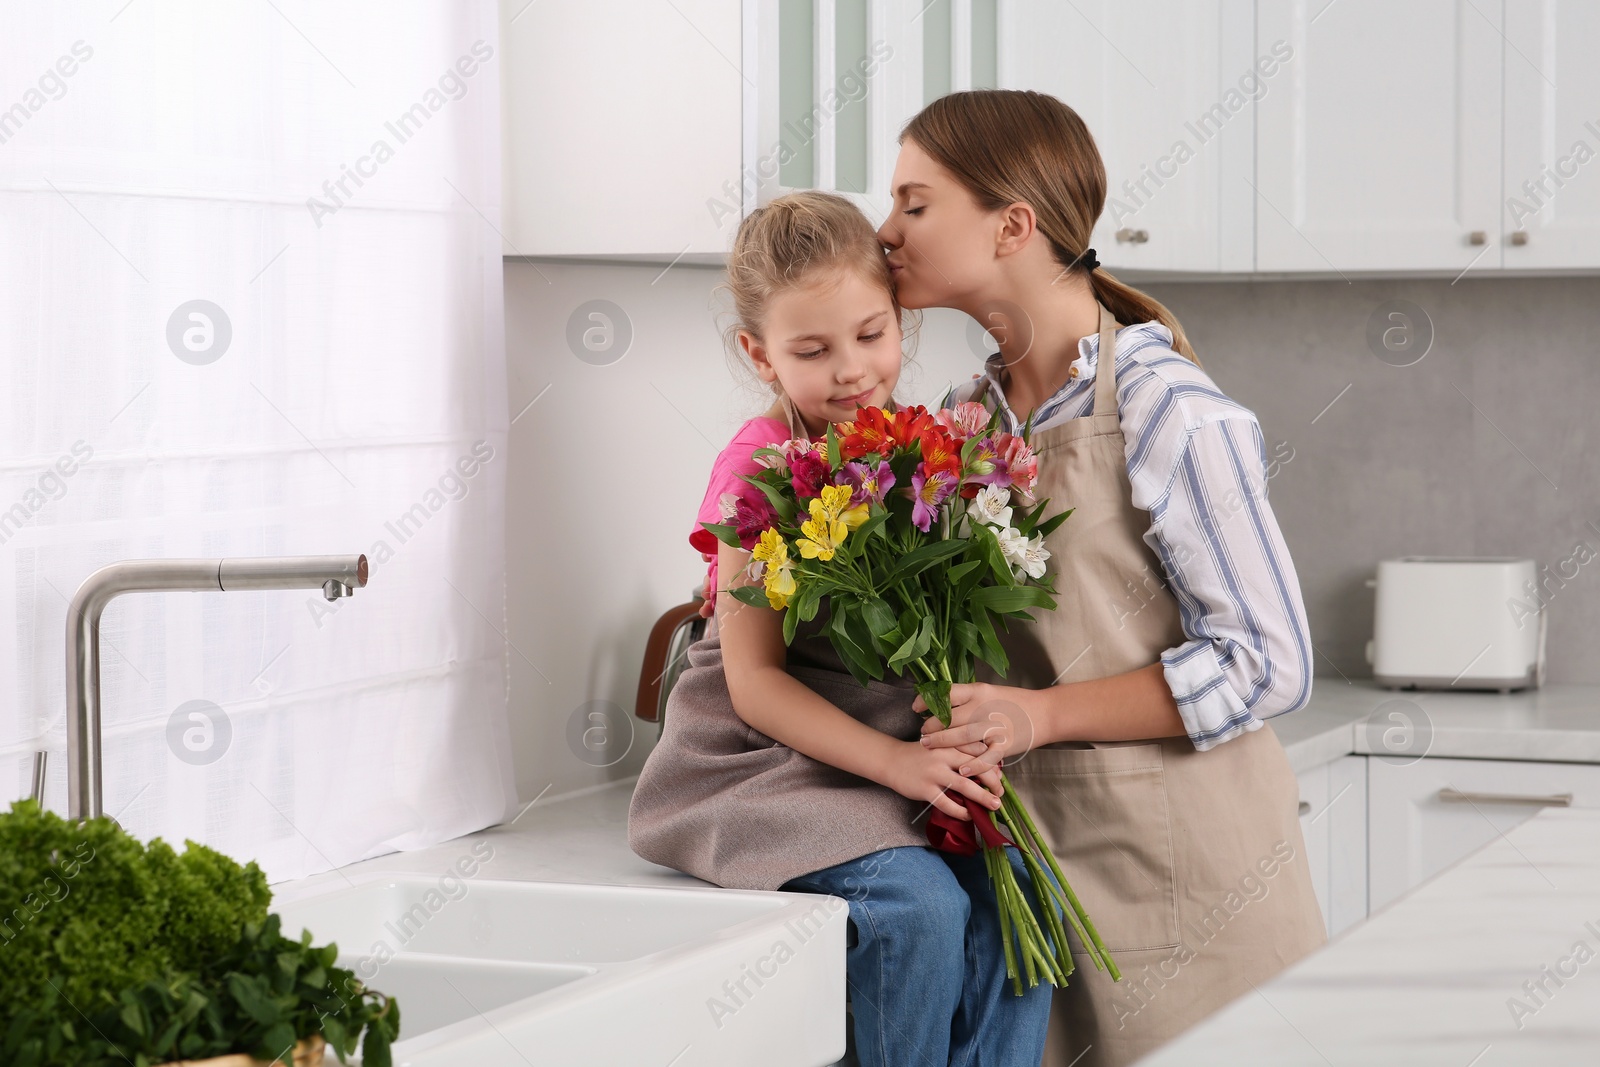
[903,206,924,216]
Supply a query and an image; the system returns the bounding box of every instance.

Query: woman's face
[740,267,902,436]
[877,137,999,313]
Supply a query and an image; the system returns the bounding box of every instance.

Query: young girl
[627,190,1054,1066]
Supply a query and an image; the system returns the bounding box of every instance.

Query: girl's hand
[914,682,1042,778]
[884,740,1004,822]
[698,572,715,619]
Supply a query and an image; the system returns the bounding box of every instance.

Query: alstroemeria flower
[992,527,1049,579]
[839,408,895,460]
[888,405,934,446]
[996,433,1038,496]
[750,528,796,608]
[842,459,896,507]
[910,466,957,532]
[934,401,990,438]
[732,495,777,549]
[797,503,849,561]
[966,484,1013,530]
[918,427,963,479]
[789,448,830,499]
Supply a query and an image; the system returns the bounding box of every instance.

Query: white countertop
[276,678,1600,899]
[269,679,1600,1065]
[1268,679,1600,773]
[1134,805,1600,1065]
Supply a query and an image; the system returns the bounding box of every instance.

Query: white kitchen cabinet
[1367,756,1600,913]
[500,0,743,257]
[747,0,999,228]
[1001,0,1257,273]
[1500,0,1600,267]
[1255,0,1504,273]
[1296,755,1368,938]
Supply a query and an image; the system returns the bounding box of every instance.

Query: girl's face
[876,138,999,314]
[740,267,902,437]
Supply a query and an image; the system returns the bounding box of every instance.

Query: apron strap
[968,302,1121,420]
[1093,301,1121,418]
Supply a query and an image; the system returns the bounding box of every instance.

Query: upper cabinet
[500,0,1600,273]
[499,0,743,258]
[1254,0,1503,273]
[1500,0,1600,268]
[747,0,1003,229]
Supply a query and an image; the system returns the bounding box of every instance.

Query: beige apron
[963,305,1326,1067]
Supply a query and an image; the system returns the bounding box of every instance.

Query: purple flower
[842,459,896,507]
[910,465,957,532]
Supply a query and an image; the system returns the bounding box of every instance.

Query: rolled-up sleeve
[1139,415,1314,751]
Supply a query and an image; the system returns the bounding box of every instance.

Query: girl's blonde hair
[901,89,1201,365]
[718,190,918,387]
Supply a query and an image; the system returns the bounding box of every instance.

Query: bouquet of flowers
[700,401,1120,994]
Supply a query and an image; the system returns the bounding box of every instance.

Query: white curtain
[0,1,514,882]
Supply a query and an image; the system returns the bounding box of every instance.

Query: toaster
[1365,557,1546,691]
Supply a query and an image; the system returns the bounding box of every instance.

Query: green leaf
[698,521,744,549]
[970,584,1057,614]
[737,471,797,523]
[730,585,771,609]
[782,602,800,645]
[1034,505,1074,540]
[945,559,982,585]
[886,538,968,585]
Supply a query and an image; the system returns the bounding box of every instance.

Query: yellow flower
[750,528,796,609]
[797,501,847,561]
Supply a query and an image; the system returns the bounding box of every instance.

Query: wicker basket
[159,1035,325,1066]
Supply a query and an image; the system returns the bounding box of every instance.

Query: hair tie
[1075,247,1099,273]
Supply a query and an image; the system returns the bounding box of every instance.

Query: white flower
[966,484,1014,529]
[1019,533,1051,580]
[717,491,742,521]
[994,526,1050,580]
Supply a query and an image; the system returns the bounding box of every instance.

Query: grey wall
[1144,277,1600,687]
[506,260,1600,802]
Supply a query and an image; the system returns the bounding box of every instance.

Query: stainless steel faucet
[30,555,368,820]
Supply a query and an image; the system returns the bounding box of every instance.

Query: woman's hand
[883,740,1004,822]
[914,682,1043,778]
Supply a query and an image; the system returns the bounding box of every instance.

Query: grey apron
[627,399,931,892]
[963,305,1326,1067]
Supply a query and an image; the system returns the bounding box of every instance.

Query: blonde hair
[901,90,1200,365]
[718,190,919,391]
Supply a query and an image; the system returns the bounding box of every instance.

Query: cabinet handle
[1298,800,1311,816]
[1468,230,1487,245]
[1115,227,1149,244]
[1510,231,1529,246]
[1437,787,1573,807]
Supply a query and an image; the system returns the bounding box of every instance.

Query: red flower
[789,449,830,499]
[888,405,934,447]
[918,426,963,479]
[838,408,895,460]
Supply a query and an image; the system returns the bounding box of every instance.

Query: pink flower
[934,401,990,438]
[996,433,1038,495]
[732,494,777,549]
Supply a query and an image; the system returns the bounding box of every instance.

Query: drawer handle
[1437,787,1573,807]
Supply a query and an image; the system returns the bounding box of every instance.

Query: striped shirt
[946,320,1313,751]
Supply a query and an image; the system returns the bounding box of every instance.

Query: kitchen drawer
[1367,756,1600,912]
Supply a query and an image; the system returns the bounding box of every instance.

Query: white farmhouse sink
[271,874,848,1066]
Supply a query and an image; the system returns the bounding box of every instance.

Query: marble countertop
[1267,679,1600,773]
[274,679,1600,901]
[1134,805,1600,1065]
[265,679,1600,1065]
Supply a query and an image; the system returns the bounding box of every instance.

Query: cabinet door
[748,0,954,226]
[1255,0,1503,273]
[1367,757,1600,912]
[1002,0,1255,272]
[501,0,743,256]
[1501,0,1600,267]
[1297,755,1368,937]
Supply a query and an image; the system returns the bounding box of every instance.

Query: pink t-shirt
[690,416,804,611]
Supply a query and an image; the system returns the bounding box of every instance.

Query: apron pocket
[1008,742,1181,952]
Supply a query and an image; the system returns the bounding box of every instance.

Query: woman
[880,90,1327,1066]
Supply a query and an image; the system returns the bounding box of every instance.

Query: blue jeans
[779,845,1054,1067]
